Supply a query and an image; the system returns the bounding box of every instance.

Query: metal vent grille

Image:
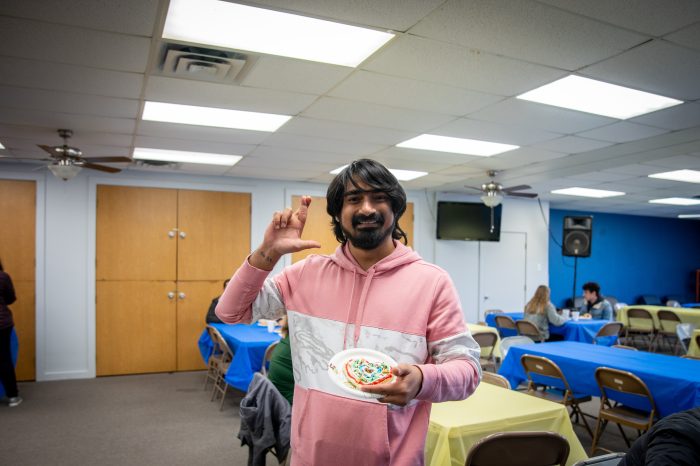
[157,44,256,83]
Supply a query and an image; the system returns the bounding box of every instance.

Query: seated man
[579,281,613,320]
[205,279,230,324]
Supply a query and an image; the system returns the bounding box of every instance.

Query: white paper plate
[327,348,397,400]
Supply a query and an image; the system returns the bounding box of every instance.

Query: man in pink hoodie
[217,159,481,465]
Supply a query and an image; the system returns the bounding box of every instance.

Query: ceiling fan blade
[37,144,59,156]
[81,162,121,173]
[502,184,532,193]
[465,185,483,192]
[82,156,132,163]
[507,192,538,198]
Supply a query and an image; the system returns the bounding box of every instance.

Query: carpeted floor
[1,371,632,465]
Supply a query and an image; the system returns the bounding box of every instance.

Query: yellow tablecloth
[689,329,700,357]
[467,323,502,359]
[617,305,700,330]
[425,383,587,466]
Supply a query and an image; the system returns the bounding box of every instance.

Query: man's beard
[342,213,393,250]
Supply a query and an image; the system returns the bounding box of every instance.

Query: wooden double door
[96,186,250,376]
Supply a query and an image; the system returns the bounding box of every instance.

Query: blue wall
[549,210,700,307]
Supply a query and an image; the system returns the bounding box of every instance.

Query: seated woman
[267,315,294,405]
[523,285,568,341]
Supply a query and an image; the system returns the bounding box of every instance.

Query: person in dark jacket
[0,259,21,407]
[205,279,229,324]
[618,407,700,466]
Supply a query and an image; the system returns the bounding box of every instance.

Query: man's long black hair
[326,159,408,245]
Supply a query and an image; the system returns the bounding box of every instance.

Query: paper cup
[267,321,276,333]
[571,311,580,321]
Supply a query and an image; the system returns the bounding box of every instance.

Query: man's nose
[359,197,377,214]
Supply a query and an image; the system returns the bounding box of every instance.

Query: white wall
[1,164,548,381]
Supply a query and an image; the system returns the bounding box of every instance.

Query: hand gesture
[360,364,424,407]
[252,196,321,270]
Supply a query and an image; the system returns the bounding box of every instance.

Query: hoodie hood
[329,240,422,275]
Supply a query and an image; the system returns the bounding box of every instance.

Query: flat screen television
[436,201,502,241]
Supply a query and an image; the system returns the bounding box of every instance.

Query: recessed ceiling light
[0,141,5,149]
[517,75,682,119]
[163,0,394,67]
[396,134,518,156]
[648,169,700,184]
[678,214,700,218]
[142,101,291,131]
[330,165,427,181]
[649,197,700,206]
[551,187,625,198]
[133,148,242,166]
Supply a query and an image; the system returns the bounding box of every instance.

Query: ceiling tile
[0,57,143,99]
[538,0,700,36]
[434,118,562,146]
[630,102,700,131]
[410,0,646,69]
[145,76,317,115]
[263,132,385,157]
[532,136,614,153]
[582,39,700,100]
[468,98,615,134]
[279,117,414,145]
[666,22,700,52]
[0,107,135,136]
[364,35,566,96]
[0,0,159,36]
[302,97,455,132]
[133,136,255,157]
[577,122,669,143]
[137,121,271,145]
[241,56,353,95]
[328,71,502,116]
[641,154,700,170]
[249,145,352,165]
[0,17,151,73]
[497,147,569,165]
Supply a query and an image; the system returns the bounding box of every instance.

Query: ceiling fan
[35,129,132,180]
[466,170,538,232]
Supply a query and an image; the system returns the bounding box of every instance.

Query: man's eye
[374,194,388,202]
[347,196,360,203]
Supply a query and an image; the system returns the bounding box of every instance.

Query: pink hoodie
[217,242,481,466]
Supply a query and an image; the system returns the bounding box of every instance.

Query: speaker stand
[571,256,578,309]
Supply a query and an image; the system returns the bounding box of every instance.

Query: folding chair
[656,310,682,354]
[472,331,498,372]
[676,323,695,354]
[481,371,511,390]
[593,322,623,345]
[590,367,657,455]
[500,336,535,360]
[209,326,235,410]
[623,308,656,351]
[612,344,638,351]
[572,452,626,466]
[465,431,570,466]
[203,325,224,390]
[515,320,545,343]
[494,314,517,338]
[520,354,593,437]
[260,340,280,376]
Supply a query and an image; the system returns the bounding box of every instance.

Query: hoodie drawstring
[342,269,357,350]
[353,268,375,346]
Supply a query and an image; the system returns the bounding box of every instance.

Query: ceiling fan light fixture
[48,160,82,181]
[481,192,503,207]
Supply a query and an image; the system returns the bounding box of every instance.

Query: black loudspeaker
[562,216,592,257]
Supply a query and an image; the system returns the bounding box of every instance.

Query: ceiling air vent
[157,44,256,84]
[134,159,179,169]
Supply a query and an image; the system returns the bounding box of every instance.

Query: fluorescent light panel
[330,165,427,181]
[649,169,700,184]
[133,148,242,166]
[649,197,700,206]
[517,75,682,119]
[396,134,519,156]
[163,0,394,67]
[142,101,291,132]
[678,214,700,218]
[0,141,5,149]
[551,187,625,198]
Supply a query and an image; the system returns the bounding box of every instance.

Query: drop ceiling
[0,0,699,218]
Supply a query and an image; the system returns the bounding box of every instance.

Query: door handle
[167,292,175,299]
[168,230,176,238]
[179,231,186,239]
[178,292,186,300]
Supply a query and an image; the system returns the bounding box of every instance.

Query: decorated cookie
[344,357,395,388]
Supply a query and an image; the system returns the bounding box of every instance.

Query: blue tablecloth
[485,312,613,344]
[198,323,281,392]
[682,303,700,309]
[498,341,700,417]
[1,328,19,398]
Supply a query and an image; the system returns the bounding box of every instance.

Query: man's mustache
[352,213,384,227]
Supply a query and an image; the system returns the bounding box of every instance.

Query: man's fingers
[295,240,321,251]
[297,195,312,224]
[280,208,293,228]
[272,211,282,229]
